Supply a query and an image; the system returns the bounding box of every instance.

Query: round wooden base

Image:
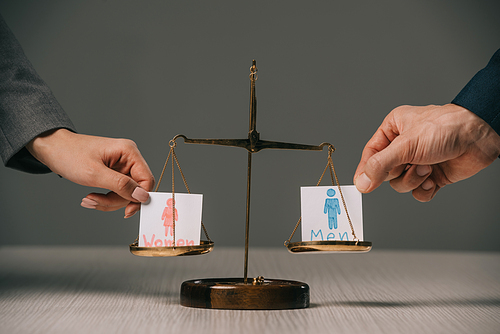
[180,278,310,310]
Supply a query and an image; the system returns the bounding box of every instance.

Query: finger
[354,128,392,182]
[82,191,144,217]
[390,165,432,193]
[117,142,155,192]
[124,202,141,219]
[355,135,413,193]
[412,164,452,202]
[128,153,155,193]
[412,178,439,202]
[386,164,410,181]
[355,163,408,193]
[82,191,130,211]
[92,166,149,204]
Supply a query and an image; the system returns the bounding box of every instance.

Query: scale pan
[286,240,372,254]
[130,240,214,257]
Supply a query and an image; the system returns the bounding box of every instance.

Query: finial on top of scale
[250,59,258,80]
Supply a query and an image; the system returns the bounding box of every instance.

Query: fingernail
[422,179,434,191]
[124,211,137,219]
[81,198,98,209]
[355,173,371,192]
[416,165,431,177]
[132,187,149,202]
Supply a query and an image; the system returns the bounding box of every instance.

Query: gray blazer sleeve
[0,14,76,173]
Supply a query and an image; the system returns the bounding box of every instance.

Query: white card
[139,192,202,247]
[300,186,363,242]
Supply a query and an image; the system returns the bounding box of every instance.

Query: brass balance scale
[130,60,372,310]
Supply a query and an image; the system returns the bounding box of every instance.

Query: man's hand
[353,104,500,202]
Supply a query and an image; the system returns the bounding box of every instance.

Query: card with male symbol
[300,186,363,242]
[139,192,203,247]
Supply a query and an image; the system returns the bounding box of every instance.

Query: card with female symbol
[300,186,363,242]
[139,192,203,247]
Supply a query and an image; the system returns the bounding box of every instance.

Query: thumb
[94,166,150,203]
[355,136,410,193]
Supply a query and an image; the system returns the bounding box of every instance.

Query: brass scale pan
[286,240,372,253]
[130,240,214,257]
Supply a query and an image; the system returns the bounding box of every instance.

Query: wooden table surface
[1,246,499,334]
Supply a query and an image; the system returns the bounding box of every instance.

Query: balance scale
[129,60,372,310]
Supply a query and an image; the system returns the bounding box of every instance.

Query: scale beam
[172,134,332,153]
[172,60,332,154]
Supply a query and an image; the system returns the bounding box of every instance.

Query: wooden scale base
[131,60,371,310]
[180,278,309,310]
[131,243,311,310]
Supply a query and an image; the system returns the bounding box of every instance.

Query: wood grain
[180,278,309,309]
[1,247,499,334]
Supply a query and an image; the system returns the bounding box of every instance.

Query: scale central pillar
[244,150,252,283]
[243,60,257,284]
[179,60,310,310]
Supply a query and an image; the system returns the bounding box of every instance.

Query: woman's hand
[27,129,155,217]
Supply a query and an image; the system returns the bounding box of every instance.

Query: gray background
[0,0,498,251]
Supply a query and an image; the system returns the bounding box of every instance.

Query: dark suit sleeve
[452,48,500,136]
[0,15,76,173]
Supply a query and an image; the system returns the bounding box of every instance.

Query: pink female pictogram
[162,198,178,237]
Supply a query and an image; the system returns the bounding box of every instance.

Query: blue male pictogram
[324,188,341,229]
